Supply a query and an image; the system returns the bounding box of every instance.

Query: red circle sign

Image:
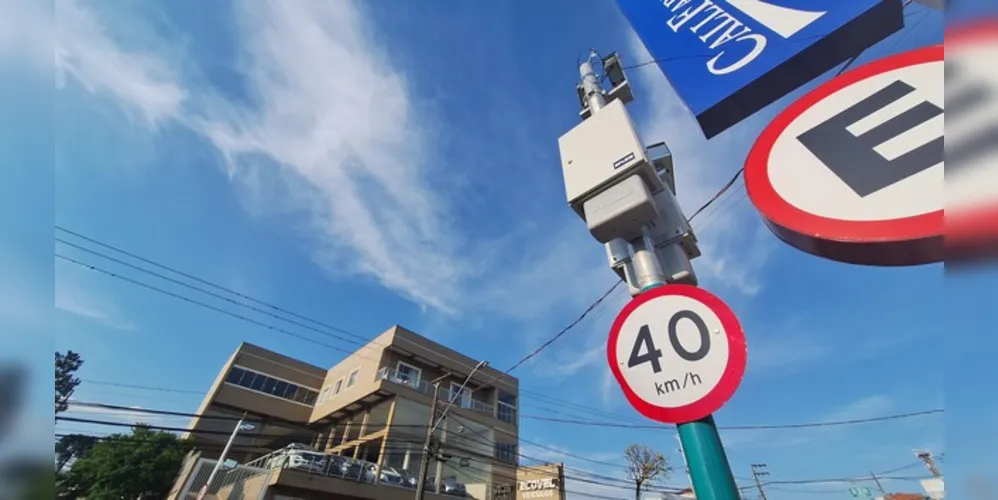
[745,45,944,266]
[606,285,746,424]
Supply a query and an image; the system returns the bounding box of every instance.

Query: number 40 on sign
[607,285,747,424]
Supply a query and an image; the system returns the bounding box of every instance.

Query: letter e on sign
[607,284,747,424]
[745,45,944,266]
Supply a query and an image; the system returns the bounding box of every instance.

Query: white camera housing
[583,174,659,243]
[558,99,663,219]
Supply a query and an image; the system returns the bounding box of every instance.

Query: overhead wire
[64,389,943,432]
[55,227,636,423]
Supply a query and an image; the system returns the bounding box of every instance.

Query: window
[224,365,320,407]
[396,361,422,386]
[497,390,517,424]
[274,381,289,399]
[347,369,360,388]
[225,367,245,384]
[261,378,277,395]
[318,387,330,404]
[497,402,516,423]
[449,382,470,408]
[333,379,343,395]
[495,442,516,464]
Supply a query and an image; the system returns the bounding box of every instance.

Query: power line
[518,409,943,430]
[65,387,942,432]
[55,227,636,423]
[504,281,621,373]
[687,168,744,223]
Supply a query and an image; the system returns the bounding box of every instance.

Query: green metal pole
[639,283,739,500]
[678,415,740,500]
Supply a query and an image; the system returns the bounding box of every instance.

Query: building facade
[171,325,521,500]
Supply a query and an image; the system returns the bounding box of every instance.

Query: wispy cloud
[55,284,134,331]
[46,0,629,323]
[55,0,186,127]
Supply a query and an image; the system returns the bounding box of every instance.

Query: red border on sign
[606,285,747,424]
[744,45,944,264]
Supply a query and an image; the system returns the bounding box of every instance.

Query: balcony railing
[376,367,500,421]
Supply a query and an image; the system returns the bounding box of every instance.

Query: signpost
[607,284,746,499]
[615,0,905,138]
[607,284,746,424]
[744,45,944,266]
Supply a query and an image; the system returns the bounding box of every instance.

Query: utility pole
[915,450,942,477]
[197,412,252,500]
[870,472,886,496]
[751,464,769,500]
[414,380,442,500]
[415,361,488,500]
[567,49,738,500]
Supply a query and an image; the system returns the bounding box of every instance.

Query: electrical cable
[56,227,637,423]
[65,389,944,431]
[687,168,744,223]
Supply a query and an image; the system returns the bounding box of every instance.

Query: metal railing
[376,367,498,419]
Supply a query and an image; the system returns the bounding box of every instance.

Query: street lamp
[197,415,255,499]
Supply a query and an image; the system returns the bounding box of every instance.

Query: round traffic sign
[745,45,944,266]
[607,284,746,424]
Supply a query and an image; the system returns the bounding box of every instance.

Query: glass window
[284,384,299,400]
[293,386,310,404]
[396,362,422,384]
[347,369,359,388]
[494,443,516,464]
[274,380,289,398]
[225,367,245,385]
[262,377,277,395]
[497,402,516,424]
[250,373,267,392]
[449,383,467,407]
[304,390,318,406]
[237,370,256,387]
[498,391,516,407]
[318,387,330,404]
[334,379,343,395]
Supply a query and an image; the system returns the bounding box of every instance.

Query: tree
[55,433,97,472]
[624,443,671,500]
[55,351,83,414]
[60,425,193,499]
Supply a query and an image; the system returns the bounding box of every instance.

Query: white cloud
[822,395,894,423]
[55,0,187,128]
[55,283,134,331]
[194,0,473,315]
[45,1,774,324]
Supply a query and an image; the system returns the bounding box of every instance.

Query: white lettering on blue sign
[657,0,826,76]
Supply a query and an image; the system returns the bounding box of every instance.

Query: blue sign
[617,0,905,138]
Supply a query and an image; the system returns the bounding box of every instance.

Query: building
[169,325,522,500]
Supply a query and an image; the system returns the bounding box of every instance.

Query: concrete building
[169,325,522,500]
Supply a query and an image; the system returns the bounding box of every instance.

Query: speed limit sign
[607,285,747,424]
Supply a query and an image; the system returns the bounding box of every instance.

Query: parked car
[377,465,406,487]
[266,448,327,474]
[396,468,420,489]
[426,475,467,496]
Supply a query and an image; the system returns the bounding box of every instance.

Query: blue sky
[1,0,991,498]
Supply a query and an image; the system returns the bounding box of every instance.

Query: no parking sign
[745,45,944,266]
